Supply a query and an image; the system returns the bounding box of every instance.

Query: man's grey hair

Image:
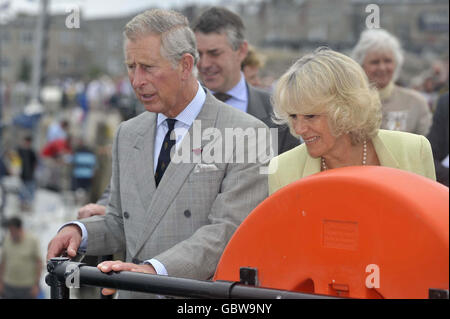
[124,9,199,68]
[192,7,245,51]
[351,28,404,82]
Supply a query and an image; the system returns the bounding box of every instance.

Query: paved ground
[0,108,123,299]
[1,175,80,299]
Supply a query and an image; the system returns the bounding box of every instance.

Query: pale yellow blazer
[268,130,436,195]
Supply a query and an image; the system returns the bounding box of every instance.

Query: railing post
[45,257,70,299]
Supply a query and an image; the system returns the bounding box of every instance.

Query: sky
[1,0,241,19]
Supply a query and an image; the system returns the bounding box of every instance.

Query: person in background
[0,217,42,299]
[0,152,9,223]
[241,45,265,88]
[427,92,449,187]
[352,28,432,136]
[46,119,70,143]
[17,135,38,211]
[268,48,435,195]
[71,137,97,202]
[0,152,10,180]
[41,135,72,192]
[193,7,300,155]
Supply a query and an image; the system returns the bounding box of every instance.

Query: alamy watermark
[365,263,380,289]
[65,5,80,29]
[167,120,278,175]
[65,262,81,288]
[365,4,380,29]
[65,4,381,30]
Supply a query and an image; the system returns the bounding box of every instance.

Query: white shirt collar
[157,81,206,128]
[226,72,247,102]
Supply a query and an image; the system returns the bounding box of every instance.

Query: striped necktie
[155,118,177,187]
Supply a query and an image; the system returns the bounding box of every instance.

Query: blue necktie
[155,119,177,187]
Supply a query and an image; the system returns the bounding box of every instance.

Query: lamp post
[0,19,3,143]
[0,0,12,142]
[0,1,9,142]
[29,0,49,104]
[24,0,49,117]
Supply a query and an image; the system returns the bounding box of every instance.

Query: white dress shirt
[153,84,205,172]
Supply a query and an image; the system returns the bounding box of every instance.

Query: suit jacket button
[184,210,191,218]
[124,211,129,219]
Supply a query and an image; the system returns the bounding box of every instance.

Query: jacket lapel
[302,130,401,177]
[303,153,321,178]
[133,113,157,210]
[134,92,219,256]
[372,130,400,169]
[246,83,270,120]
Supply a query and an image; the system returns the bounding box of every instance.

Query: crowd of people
[0,6,448,299]
[0,72,140,201]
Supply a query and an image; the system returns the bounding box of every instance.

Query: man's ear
[237,41,249,63]
[179,53,195,80]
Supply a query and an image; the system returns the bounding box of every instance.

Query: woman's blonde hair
[272,47,382,144]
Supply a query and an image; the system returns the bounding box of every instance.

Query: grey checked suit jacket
[80,91,270,298]
[95,84,298,206]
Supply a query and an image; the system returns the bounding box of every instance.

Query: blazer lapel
[303,153,321,178]
[372,130,400,169]
[246,83,270,120]
[134,92,219,256]
[304,130,401,177]
[133,112,157,210]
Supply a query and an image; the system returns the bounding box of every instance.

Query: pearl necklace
[321,140,367,171]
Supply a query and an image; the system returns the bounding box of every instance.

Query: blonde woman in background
[268,48,435,195]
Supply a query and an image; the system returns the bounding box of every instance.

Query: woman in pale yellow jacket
[268,48,436,195]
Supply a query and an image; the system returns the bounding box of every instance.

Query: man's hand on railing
[97,260,157,296]
[46,225,82,260]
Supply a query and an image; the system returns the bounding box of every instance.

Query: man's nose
[198,54,211,70]
[131,67,146,89]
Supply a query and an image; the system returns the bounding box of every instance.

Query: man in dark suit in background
[193,7,300,156]
[427,92,449,186]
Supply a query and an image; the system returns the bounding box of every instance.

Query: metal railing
[45,258,336,299]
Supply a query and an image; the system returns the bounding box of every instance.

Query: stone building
[0,0,447,84]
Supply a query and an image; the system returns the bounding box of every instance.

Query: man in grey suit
[47,9,270,298]
[76,7,300,220]
[193,7,300,156]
